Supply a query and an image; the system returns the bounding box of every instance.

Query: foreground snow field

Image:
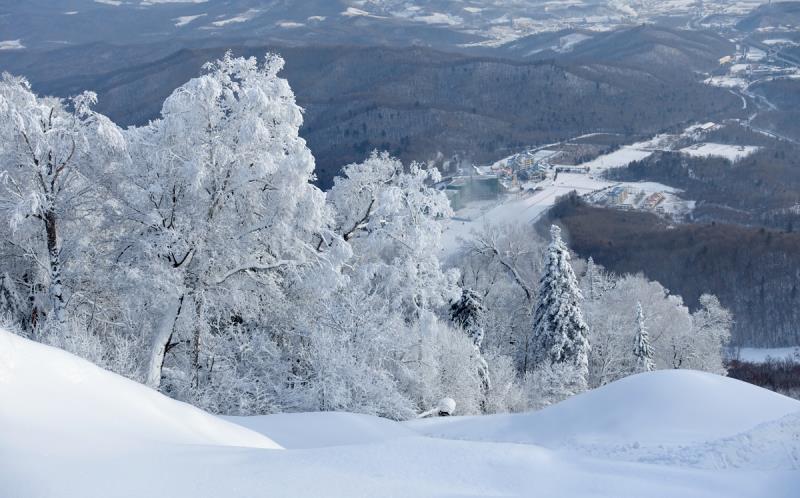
[2,329,799,498]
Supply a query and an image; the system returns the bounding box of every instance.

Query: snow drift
[2,327,800,498]
[0,328,281,454]
[227,411,417,449]
[408,369,800,448]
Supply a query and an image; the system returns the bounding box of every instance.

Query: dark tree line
[542,194,800,347]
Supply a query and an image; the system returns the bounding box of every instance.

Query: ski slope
[2,328,799,498]
[578,146,653,173]
[439,172,613,255]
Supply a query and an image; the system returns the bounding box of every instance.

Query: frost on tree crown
[633,301,655,372]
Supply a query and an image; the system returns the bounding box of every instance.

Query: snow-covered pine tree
[528,225,590,388]
[632,301,654,373]
[450,288,491,406]
[450,288,486,348]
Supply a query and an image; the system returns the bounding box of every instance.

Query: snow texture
[0,328,281,453]
[0,40,25,50]
[3,329,800,498]
[577,146,653,172]
[680,143,760,162]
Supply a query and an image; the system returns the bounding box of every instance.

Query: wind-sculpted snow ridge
[3,328,800,498]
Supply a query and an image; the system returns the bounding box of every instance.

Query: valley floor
[1,329,799,498]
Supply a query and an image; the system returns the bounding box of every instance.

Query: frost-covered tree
[293,280,417,419]
[325,152,467,414]
[690,294,732,374]
[458,222,545,368]
[528,225,590,391]
[450,288,491,407]
[582,267,730,387]
[119,52,346,404]
[0,74,126,328]
[451,288,485,348]
[480,349,526,413]
[584,273,689,384]
[327,151,459,319]
[405,315,486,416]
[582,256,613,302]
[632,301,654,373]
[523,361,587,410]
[0,273,24,326]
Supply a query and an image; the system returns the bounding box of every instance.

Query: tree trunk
[144,294,184,389]
[477,353,491,413]
[191,295,203,389]
[44,209,65,325]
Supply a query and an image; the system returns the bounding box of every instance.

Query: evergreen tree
[450,288,491,408]
[633,301,655,373]
[528,225,590,388]
[450,288,485,348]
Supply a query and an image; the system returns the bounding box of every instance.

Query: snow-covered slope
[227,411,417,449]
[0,328,281,454]
[407,369,800,447]
[2,328,799,497]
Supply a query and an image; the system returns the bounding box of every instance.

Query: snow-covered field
[439,172,687,255]
[733,347,800,363]
[440,172,614,254]
[680,142,760,162]
[705,74,749,89]
[0,40,25,51]
[2,328,799,498]
[576,146,653,173]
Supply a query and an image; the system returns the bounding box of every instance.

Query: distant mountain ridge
[0,25,742,187]
[0,0,772,52]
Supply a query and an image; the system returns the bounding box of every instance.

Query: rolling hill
[2,327,799,497]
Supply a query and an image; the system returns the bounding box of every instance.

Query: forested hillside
[608,140,800,230]
[0,27,743,187]
[544,194,800,347]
